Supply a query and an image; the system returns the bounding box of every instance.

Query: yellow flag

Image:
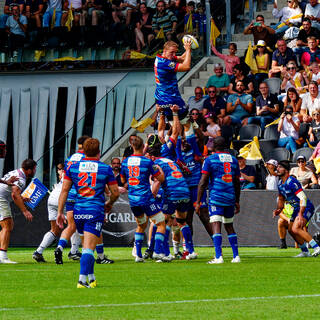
[51,8,56,30]
[265,117,280,128]
[306,139,315,150]
[277,13,303,29]
[34,50,45,62]
[186,14,193,33]
[65,7,74,31]
[210,18,220,47]
[239,136,263,160]
[294,76,306,93]
[130,51,147,59]
[131,117,154,133]
[53,56,83,61]
[314,157,320,174]
[245,41,258,75]
[230,141,234,149]
[156,27,165,40]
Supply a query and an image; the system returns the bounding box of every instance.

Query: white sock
[37,231,56,254]
[79,275,87,283]
[0,250,7,260]
[88,274,95,282]
[183,241,187,252]
[97,253,105,259]
[172,240,180,254]
[70,231,81,254]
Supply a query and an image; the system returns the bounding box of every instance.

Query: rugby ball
[182,34,199,50]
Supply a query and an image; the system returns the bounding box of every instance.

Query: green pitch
[1,247,320,320]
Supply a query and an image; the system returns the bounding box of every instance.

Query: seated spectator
[82,0,105,26]
[206,63,230,96]
[202,86,229,125]
[134,2,154,51]
[237,156,256,190]
[247,82,279,131]
[152,0,177,41]
[190,108,206,130]
[204,113,221,153]
[272,0,302,36]
[0,0,25,30]
[290,155,319,189]
[301,81,320,122]
[280,61,305,96]
[42,0,63,29]
[305,0,320,31]
[269,39,297,78]
[309,61,320,88]
[25,0,44,28]
[307,108,320,146]
[278,106,300,153]
[6,5,27,58]
[226,80,253,126]
[254,40,270,85]
[62,0,86,27]
[309,140,320,161]
[243,14,275,48]
[210,42,240,78]
[187,86,206,112]
[265,159,279,190]
[283,87,302,114]
[228,64,254,95]
[301,36,320,70]
[112,0,137,26]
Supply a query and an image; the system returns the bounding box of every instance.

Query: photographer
[278,106,300,154]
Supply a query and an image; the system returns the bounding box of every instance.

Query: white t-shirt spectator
[301,92,320,115]
[279,115,299,140]
[305,3,320,20]
[266,175,279,190]
[272,6,302,25]
[68,0,82,9]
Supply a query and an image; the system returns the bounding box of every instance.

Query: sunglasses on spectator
[195,92,203,95]
[287,67,295,70]
[314,113,320,116]
[297,160,305,163]
[191,112,199,115]
[208,90,216,93]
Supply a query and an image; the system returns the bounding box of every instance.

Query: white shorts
[0,198,12,221]
[48,204,66,221]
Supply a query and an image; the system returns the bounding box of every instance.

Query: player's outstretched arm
[273,194,285,218]
[11,186,33,222]
[196,173,209,215]
[176,39,191,72]
[57,179,72,228]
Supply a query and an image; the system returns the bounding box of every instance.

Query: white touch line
[1,294,320,312]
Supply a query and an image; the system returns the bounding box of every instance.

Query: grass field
[1,247,320,320]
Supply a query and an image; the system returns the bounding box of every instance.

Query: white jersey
[47,180,63,207]
[0,168,27,203]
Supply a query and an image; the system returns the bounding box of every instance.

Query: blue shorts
[291,204,315,223]
[189,186,208,210]
[66,201,75,212]
[73,208,104,237]
[156,98,189,121]
[162,198,189,215]
[209,204,235,219]
[131,200,162,218]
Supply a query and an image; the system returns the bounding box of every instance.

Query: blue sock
[228,233,239,258]
[186,133,202,157]
[309,239,319,249]
[58,238,67,250]
[149,225,157,251]
[176,137,184,161]
[181,225,194,254]
[154,232,165,254]
[300,243,309,253]
[80,248,95,279]
[163,226,171,256]
[96,243,104,254]
[135,232,144,258]
[213,233,222,258]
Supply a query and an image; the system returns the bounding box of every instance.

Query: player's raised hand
[56,212,66,229]
[170,104,179,113]
[23,210,33,222]
[183,37,192,51]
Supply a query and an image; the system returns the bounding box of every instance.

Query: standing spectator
[82,0,105,27]
[301,36,320,70]
[269,39,297,77]
[278,106,300,154]
[210,42,240,77]
[152,0,177,41]
[0,0,25,30]
[272,0,302,36]
[0,159,36,263]
[290,155,319,189]
[307,108,320,146]
[111,157,128,193]
[243,15,275,48]
[6,5,27,59]
[247,82,279,132]
[228,64,254,95]
[254,40,270,85]
[187,87,206,112]
[25,0,44,28]
[265,159,279,190]
[204,113,221,153]
[134,3,154,51]
[122,133,137,160]
[226,80,254,126]
[42,0,63,29]
[237,156,256,190]
[182,1,198,38]
[206,63,230,96]
[305,0,320,31]
[283,87,302,114]
[202,85,229,125]
[301,81,320,121]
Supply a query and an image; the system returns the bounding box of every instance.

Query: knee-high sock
[57,238,68,251]
[148,224,157,251]
[181,225,194,253]
[154,232,165,254]
[70,231,81,254]
[37,231,56,254]
[135,232,144,258]
[228,233,238,258]
[163,226,171,256]
[79,248,95,283]
[212,233,222,259]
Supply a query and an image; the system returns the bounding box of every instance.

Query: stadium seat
[263,125,279,140]
[221,125,235,144]
[232,124,262,151]
[292,147,314,163]
[266,147,291,162]
[264,78,281,95]
[260,125,280,158]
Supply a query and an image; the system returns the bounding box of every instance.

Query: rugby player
[273,161,320,257]
[57,138,119,288]
[196,137,241,264]
[0,159,36,263]
[121,136,166,262]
